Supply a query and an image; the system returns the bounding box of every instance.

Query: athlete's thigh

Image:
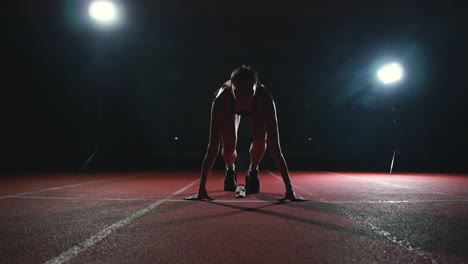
[248,115,267,143]
[221,114,241,150]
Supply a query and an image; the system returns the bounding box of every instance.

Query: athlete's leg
[221,114,241,191]
[244,116,267,194]
[221,114,241,169]
[185,109,239,200]
[248,116,267,171]
[222,147,237,170]
[249,141,266,170]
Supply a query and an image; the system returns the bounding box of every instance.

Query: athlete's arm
[264,96,293,191]
[264,94,308,201]
[198,98,222,190]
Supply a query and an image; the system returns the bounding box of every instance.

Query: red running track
[0,171,467,264]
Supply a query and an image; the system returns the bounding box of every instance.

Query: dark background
[2,0,467,173]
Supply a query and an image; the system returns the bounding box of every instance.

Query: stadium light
[89,0,118,24]
[377,62,404,85]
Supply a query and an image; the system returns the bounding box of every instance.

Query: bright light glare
[377,63,404,84]
[89,1,117,23]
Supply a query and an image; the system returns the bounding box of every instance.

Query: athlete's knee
[250,139,267,151]
[206,143,220,155]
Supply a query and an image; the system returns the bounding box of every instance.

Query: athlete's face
[232,80,256,106]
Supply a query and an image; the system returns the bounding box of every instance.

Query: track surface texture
[0,171,467,264]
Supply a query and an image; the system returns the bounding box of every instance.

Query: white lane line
[268,170,438,264]
[8,196,278,203]
[0,172,152,199]
[323,171,413,189]
[324,171,467,198]
[362,221,437,264]
[44,179,199,264]
[265,170,326,201]
[324,199,468,204]
[7,195,468,204]
[430,191,467,199]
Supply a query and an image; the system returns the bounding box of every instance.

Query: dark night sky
[2,0,467,172]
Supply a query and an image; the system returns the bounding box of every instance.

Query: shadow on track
[176,191,468,258]
[280,199,468,258]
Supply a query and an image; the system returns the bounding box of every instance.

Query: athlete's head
[230,65,258,106]
[230,65,258,84]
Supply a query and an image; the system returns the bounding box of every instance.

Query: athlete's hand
[279,191,308,202]
[184,189,214,201]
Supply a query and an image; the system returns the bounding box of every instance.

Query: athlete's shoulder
[256,83,274,103]
[257,83,267,93]
[212,81,231,110]
[214,80,231,100]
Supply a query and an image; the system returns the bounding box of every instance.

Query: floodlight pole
[79,4,117,172]
[377,62,403,174]
[80,85,103,171]
[389,150,396,174]
[389,104,398,174]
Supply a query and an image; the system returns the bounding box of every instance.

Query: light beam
[377,62,404,84]
[89,0,118,24]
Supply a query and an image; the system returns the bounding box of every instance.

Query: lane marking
[324,171,467,198]
[267,170,438,264]
[323,171,413,189]
[6,195,468,204]
[430,191,467,199]
[0,172,152,199]
[323,199,468,204]
[361,220,437,264]
[44,179,199,264]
